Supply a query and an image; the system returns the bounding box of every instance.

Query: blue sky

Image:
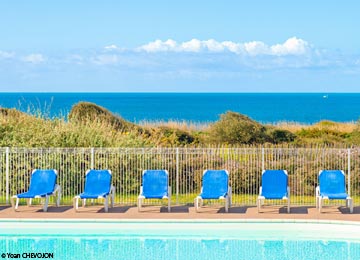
[0,1,359,92]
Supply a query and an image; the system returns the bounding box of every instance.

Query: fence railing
[0,147,359,206]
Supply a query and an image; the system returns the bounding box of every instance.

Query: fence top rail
[0,145,354,150]
[5,148,93,153]
[0,147,355,154]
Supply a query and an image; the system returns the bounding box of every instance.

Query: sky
[0,1,359,92]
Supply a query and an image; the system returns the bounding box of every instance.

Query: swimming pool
[0,219,359,260]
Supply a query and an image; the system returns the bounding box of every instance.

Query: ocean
[0,93,359,124]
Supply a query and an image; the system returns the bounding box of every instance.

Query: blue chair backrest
[142,170,168,197]
[202,170,229,196]
[84,170,112,194]
[319,170,346,194]
[262,170,288,194]
[28,169,57,195]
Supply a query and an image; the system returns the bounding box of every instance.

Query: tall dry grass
[139,119,211,132]
[0,108,151,147]
[270,120,357,133]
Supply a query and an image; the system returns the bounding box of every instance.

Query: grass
[139,119,211,132]
[7,195,359,207]
[272,121,357,134]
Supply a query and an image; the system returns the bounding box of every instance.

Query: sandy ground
[1,204,359,222]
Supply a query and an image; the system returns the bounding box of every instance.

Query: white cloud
[22,53,46,64]
[0,51,15,59]
[181,39,202,52]
[244,41,269,56]
[104,44,125,52]
[271,37,309,56]
[104,44,118,50]
[138,39,177,52]
[202,39,226,52]
[221,41,243,54]
[137,37,311,56]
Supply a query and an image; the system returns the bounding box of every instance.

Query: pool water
[1,237,360,260]
[0,220,359,260]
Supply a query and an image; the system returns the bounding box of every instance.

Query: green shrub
[267,129,296,143]
[208,111,267,144]
[151,126,196,146]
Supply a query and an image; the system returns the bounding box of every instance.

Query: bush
[208,111,267,144]
[151,126,196,146]
[267,129,296,144]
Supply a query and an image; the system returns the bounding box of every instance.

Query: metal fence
[0,147,359,206]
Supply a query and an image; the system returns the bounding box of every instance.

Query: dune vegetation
[1,102,360,147]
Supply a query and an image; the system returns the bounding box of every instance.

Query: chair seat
[200,192,228,199]
[320,192,349,200]
[261,192,288,199]
[16,191,50,198]
[140,193,168,199]
[79,191,109,199]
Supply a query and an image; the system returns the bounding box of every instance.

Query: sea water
[0,92,359,124]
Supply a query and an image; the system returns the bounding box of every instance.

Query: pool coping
[1,218,360,226]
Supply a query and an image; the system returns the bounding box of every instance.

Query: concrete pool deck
[0,205,359,222]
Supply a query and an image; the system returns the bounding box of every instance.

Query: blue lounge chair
[257,170,290,213]
[11,169,61,212]
[138,170,171,212]
[74,169,115,212]
[316,170,353,213]
[195,170,232,213]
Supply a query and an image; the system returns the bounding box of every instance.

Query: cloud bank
[137,37,310,56]
[0,36,352,77]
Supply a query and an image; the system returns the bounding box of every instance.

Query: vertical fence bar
[176,147,179,205]
[261,147,265,172]
[91,147,95,170]
[348,148,351,196]
[5,147,9,205]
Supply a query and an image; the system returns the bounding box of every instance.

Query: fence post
[261,147,265,172]
[176,148,179,205]
[348,148,351,196]
[5,147,9,205]
[91,147,95,169]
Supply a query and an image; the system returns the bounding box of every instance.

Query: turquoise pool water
[0,220,359,260]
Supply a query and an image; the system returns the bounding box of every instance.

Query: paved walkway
[1,205,359,222]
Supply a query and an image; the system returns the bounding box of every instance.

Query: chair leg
[83,199,86,207]
[138,197,142,212]
[14,198,19,211]
[168,198,171,212]
[319,198,322,213]
[349,199,353,214]
[43,196,49,212]
[104,197,109,213]
[257,198,261,213]
[225,197,229,213]
[74,197,79,212]
[287,199,290,213]
[195,197,199,212]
